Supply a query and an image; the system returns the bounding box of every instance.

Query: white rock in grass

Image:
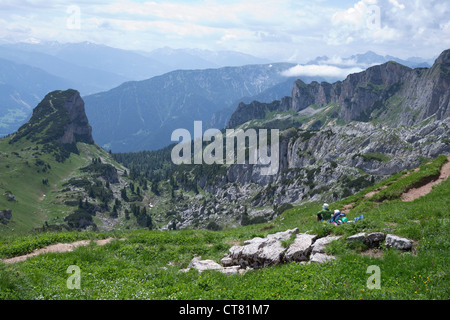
[309,253,336,264]
[385,234,412,250]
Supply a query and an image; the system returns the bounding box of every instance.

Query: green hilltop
[0,89,156,234]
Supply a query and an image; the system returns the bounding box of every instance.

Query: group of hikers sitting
[316,203,364,225]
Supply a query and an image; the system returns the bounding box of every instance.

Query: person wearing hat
[317,203,332,221]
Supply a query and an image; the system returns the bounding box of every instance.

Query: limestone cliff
[229,49,450,128]
[58,90,94,145]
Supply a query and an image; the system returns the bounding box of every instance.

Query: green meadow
[0,156,448,300]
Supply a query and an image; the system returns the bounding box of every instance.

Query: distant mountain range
[0,41,272,136]
[0,41,272,92]
[83,63,298,152]
[0,41,437,148]
[307,50,434,69]
[0,58,74,137]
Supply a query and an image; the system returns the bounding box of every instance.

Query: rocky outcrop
[227,97,292,129]
[311,235,342,254]
[9,89,94,160]
[385,234,413,250]
[180,255,245,275]
[228,228,302,268]
[346,232,386,247]
[283,233,318,262]
[169,110,449,229]
[146,51,450,231]
[181,229,413,275]
[182,229,341,275]
[346,232,412,250]
[197,117,450,209]
[59,91,94,145]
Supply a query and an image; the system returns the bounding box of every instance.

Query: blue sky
[1,0,449,62]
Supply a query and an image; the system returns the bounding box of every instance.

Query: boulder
[220,256,233,267]
[241,238,267,267]
[182,256,242,275]
[385,234,412,250]
[221,266,242,275]
[228,228,299,268]
[346,232,367,242]
[346,232,412,250]
[258,239,286,267]
[228,245,244,262]
[186,257,223,272]
[311,235,341,254]
[365,232,386,247]
[309,253,336,264]
[283,233,317,262]
[346,232,386,248]
[266,228,299,241]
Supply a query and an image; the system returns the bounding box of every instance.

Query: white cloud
[332,0,378,27]
[98,0,284,26]
[326,0,450,57]
[281,64,363,78]
[315,56,361,67]
[388,0,405,10]
[0,0,449,62]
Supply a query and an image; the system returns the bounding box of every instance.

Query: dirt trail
[401,156,450,202]
[4,159,449,263]
[1,237,122,264]
[341,158,449,213]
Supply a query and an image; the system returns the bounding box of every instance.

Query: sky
[1,0,449,64]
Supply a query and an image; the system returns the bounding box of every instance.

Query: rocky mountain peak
[435,49,450,65]
[58,90,94,145]
[229,48,450,128]
[9,89,94,161]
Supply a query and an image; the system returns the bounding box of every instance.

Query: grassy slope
[0,137,120,234]
[0,155,448,300]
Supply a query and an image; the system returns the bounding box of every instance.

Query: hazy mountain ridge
[0,41,282,140]
[0,40,436,142]
[0,58,76,136]
[83,63,297,152]
[307,50,434,69]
